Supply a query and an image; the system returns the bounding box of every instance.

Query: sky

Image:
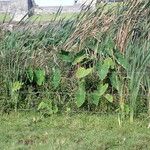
[35,0,74,6]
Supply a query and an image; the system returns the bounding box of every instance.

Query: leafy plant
[52,67,61,89]
[34,69,45,86]
[97,57,115,81]
[115,51,128,70]
[26,67,34,83]
[10,81,23,112]
[26,68,45,86]
[90,83,113,106]
[76,80,86,108]
[76,67,93,79]
[72,54,87,65]
[104,94,113,103]
[38,100,58,116]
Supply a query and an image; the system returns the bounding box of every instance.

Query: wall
[0,1,11,13]
[35,4,82,14]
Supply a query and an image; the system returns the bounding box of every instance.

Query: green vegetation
[0,0,150,122]
[1,113,150,150]
[0,12,77,23]
[0,13,11,22]
[31,13,78,22]
[0,13,77,23]
[0,0,150,123]
[0,1,150,149]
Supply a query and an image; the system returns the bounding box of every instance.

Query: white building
[75,0,97,7]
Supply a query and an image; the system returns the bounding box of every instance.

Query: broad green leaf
[72,55,87,65]
[97,83,108,96]
[103,37,115,56]
[52,68,61,89]
[53,105,58,114]
[110,72,121,92]
[104,94,113,103]
[97,57,114,81]
[115,52,128,69]
[91,83,108,106]
[76,82,86,108]
[91,92,100,106]
[124,104,130,114]
[59,51,72,63]
[60,54,72,62]
[26,67,34,83]
[38,102,48,110]
[34,69,45,86]
[76,67,93,79]
[106,57,115,69]
[98,66,109,80]
[106,38,115,52]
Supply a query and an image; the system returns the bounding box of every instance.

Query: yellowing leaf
[72,55,87,65]
[104,94,113,103]
[12,81,23,92]
[76,67,93,79]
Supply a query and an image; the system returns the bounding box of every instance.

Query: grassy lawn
[1,113,150,150]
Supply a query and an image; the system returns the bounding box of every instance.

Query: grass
[0,13,11,22]
[1,113,150,150]
[0,13,77,23]
[0,12,78,23]
[30,13,78,22]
